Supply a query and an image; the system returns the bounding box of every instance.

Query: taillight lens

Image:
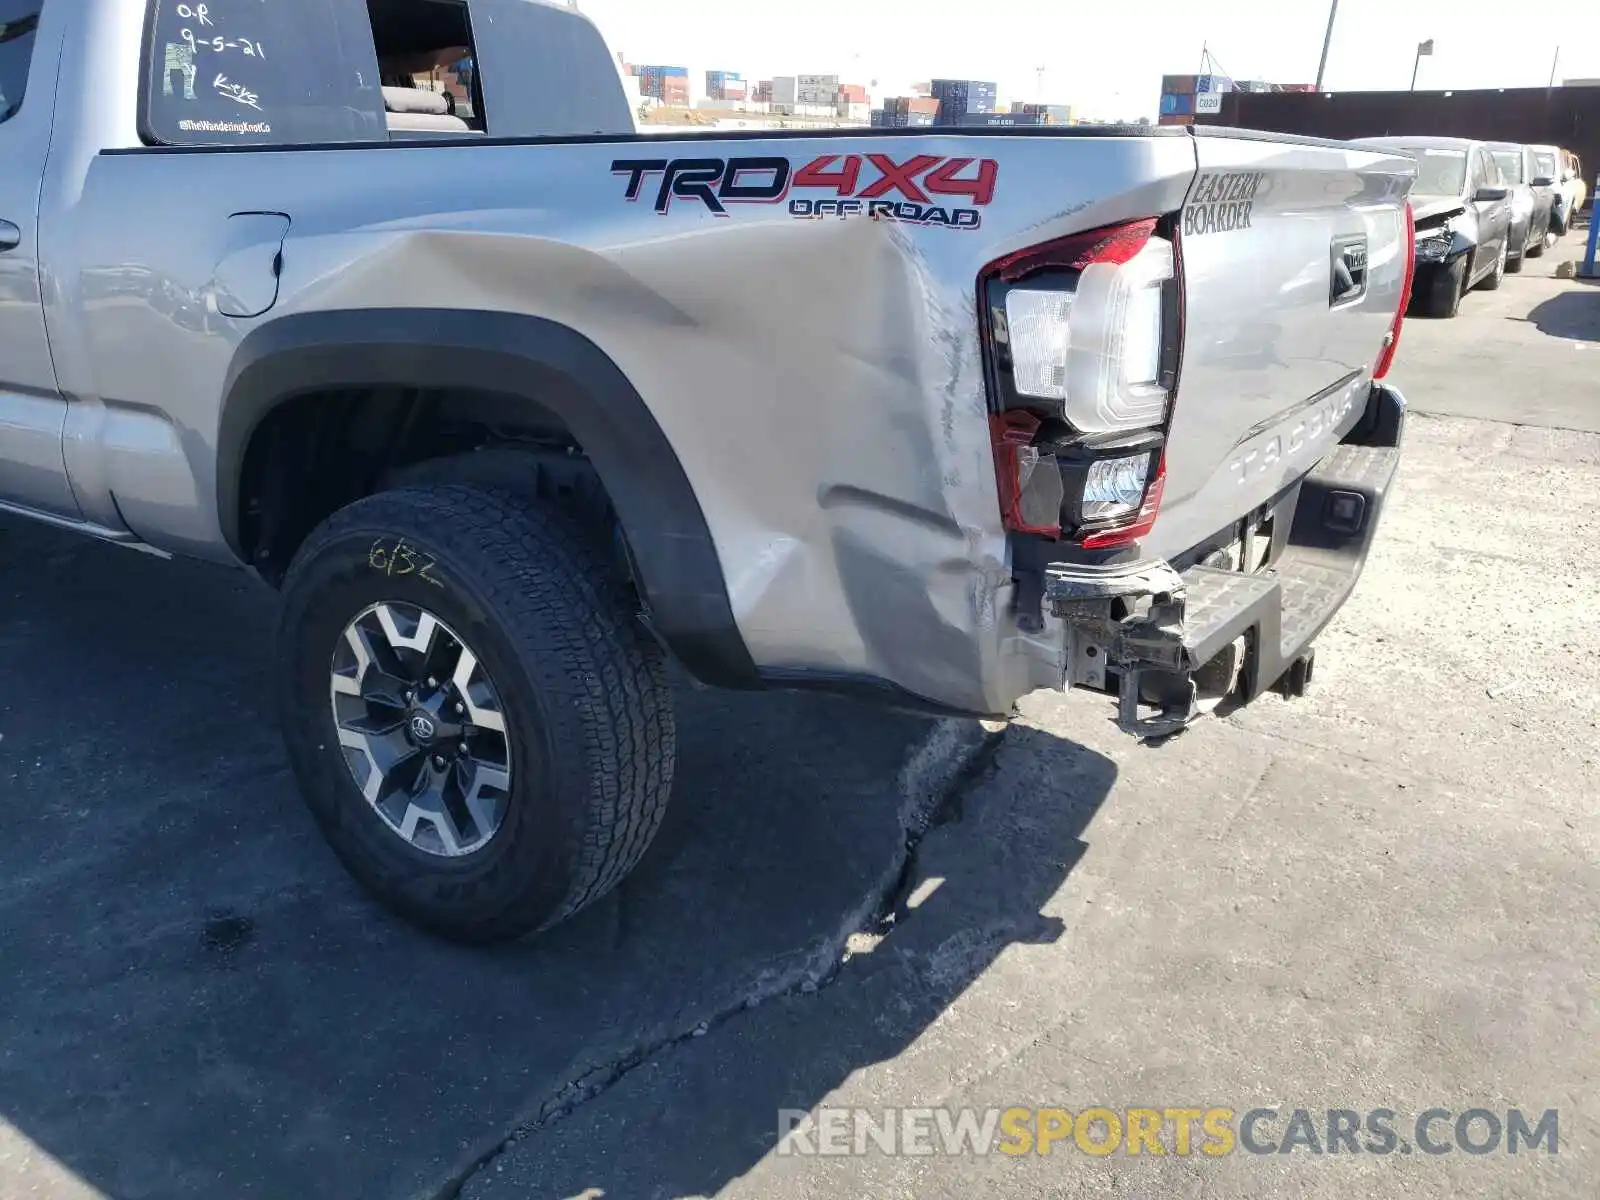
[982,216,1182,547]
[1375,201,1414,380]
[1001,234,1175,431]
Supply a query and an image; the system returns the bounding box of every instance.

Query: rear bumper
[1045,381,1404,738]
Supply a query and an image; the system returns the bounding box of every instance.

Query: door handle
[1329,235,1369,306]
[0,220,19,252]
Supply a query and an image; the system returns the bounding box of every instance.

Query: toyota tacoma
[0,0,1414,940]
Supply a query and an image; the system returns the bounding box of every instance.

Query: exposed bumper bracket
[1046,560,1199,739]
[1042,382,1406,742]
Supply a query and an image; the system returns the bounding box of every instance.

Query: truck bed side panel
[54,134,1195,714]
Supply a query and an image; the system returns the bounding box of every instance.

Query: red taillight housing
[989,410,1064,537]
[982,216,1183,549]
[1374,201,1414,380]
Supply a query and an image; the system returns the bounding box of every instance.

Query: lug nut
[427,677,437,688]
[433,755,445,768]
[455,702,465,714]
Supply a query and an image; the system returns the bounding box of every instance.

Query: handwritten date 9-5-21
[368,538,444,588]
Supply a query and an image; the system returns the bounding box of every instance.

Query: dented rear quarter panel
[54,123,1195,713]
[38,0,1413,716]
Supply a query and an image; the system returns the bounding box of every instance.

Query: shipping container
[1159,92,1195,116]
[949,111,1043,127]
[1157,113,1195,126]
[870,109,887,127]
[1161,74,1197,95]
[931,79,999,115]
[1196,74,1232,94]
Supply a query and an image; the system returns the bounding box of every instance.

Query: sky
[576,0,1600,120]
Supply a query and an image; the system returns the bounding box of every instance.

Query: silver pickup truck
[0,0,1415,941]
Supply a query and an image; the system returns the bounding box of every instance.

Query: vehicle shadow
[1527,290,1600,341]
[461,718,1118,1200]
[0,515,1115,1200]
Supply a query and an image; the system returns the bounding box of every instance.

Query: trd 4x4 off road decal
[612,153,1000,229]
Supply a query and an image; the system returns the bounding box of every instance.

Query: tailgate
[1148,132,1415,559]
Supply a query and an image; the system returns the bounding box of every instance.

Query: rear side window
[1491,151,1523,184]
[142,0,386,145]
[367,0,487,135]
[0,3,42,124]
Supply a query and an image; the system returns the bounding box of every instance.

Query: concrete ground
[2,239,1597,1199]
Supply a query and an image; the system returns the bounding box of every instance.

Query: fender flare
[217,308,758,688]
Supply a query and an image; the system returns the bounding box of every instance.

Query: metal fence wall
[1198,86,1600,203]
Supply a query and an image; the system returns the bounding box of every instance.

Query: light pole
[1315,0,1340,91]
[1411,39,1434,90]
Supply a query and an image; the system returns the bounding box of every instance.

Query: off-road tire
[1416,257,1466,317]
[278,484,676,943]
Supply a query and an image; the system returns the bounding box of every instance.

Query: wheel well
[238,385,607,586]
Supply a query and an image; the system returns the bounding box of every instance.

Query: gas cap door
[210,212,290,319]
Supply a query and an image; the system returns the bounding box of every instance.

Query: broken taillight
[983,216,1183,547]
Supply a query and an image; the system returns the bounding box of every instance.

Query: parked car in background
[1548,147,1587,235]
[1352,136,1512,318]
[1488,143,1554,269]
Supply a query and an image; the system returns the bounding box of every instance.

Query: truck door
[0,3,79,519]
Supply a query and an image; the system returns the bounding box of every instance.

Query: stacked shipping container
[1009,101,1075,125]
[636,64,688,102]
[1158,74,1196,127]
[881,95,940,127]
[931,78,999,123]
[797,74,841,106]
[705,70,746,101]
[1159,72,1233,127]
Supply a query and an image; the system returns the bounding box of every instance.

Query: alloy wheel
[329,602,513,857]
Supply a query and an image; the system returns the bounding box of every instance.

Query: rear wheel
[1527,226,1547,257]
[278,484,676,943]
[1416,257,1466,317]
